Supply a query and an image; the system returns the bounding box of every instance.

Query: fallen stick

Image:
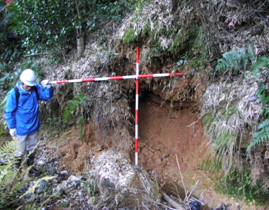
[175,155,188,201]
[162,192,186,210]
[185,180,199,203]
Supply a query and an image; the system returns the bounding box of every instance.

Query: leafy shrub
[6,0,80,59]
[63,93,91,142]
[0,1,24,64]
[4,0,134,61]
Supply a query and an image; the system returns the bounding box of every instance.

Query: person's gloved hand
[41,79,51,88]
[9,128,17,137]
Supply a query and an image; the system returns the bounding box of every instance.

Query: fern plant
[0,140,31,209]
[247,55,269,151]
[0,140,55,209]
[248,119,269,151]
[214,45,256,76]
[63,93,90,142]
[251,56,269,81]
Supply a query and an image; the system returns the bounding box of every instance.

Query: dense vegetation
[0,0,136,93]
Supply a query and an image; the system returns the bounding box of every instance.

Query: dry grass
[115,0,198,59]
[201,72,263,174]
[90,150,161,209]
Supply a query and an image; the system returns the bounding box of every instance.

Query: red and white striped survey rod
[49,47,183,166]
[135,47,139,166]
[49,72,183,84]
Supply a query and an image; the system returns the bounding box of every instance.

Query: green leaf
[248,44,256,61]
[247,119,269,151]
[238,48,247,70]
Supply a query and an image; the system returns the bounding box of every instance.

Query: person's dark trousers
[26,152,42,176]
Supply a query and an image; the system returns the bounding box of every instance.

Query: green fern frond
[251,56,269,79]
[248,44,256,61]
[258,85,269,106]
[238,48,248,70]
[5,180,31,207]
[0,141,34,208]
[21,176,55,197]
[215,46,256,76]
[0,140,55,209]
[252,56,269,83]
[247,119,269,151]
[230,50,241,73]
[247,55,269,151]
[257,119,269,130]
[0,140,17,157]
[215,58,228,72]
[256,56,269,68]
[263,107,269,117]
[18,192,54,210]
[78,93,89,106]
[223,51,237,69]
[19,193,51,210]
[63,98,80,123]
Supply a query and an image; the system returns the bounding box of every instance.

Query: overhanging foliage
[2,0,135,61]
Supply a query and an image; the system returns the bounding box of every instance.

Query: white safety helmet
[20,69,36,86]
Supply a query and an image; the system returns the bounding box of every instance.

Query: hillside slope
[29,0,269,209]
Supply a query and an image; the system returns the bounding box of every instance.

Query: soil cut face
[138,92,206,175]
[137,93,214,206]
[132,92,261,209]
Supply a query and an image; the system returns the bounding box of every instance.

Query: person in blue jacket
[5,69,54,175]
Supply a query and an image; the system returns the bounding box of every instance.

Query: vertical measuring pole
[135,47,139,166]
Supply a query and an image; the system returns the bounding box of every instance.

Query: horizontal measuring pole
[49,72,184,84]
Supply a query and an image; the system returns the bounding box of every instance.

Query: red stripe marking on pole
[109,76,124,80]
[81,78,96,82]
[55,80,70,84]
[136,47,140,63]
[136,78,139,94]
[135,110,139,124]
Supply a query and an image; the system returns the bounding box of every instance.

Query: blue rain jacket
[5,81,54,136]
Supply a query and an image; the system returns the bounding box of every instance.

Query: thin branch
[162,193,186,210]
[175,155,188,200]
[185,180,199,203]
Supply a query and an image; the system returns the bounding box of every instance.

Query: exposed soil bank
[134,92,262,209]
